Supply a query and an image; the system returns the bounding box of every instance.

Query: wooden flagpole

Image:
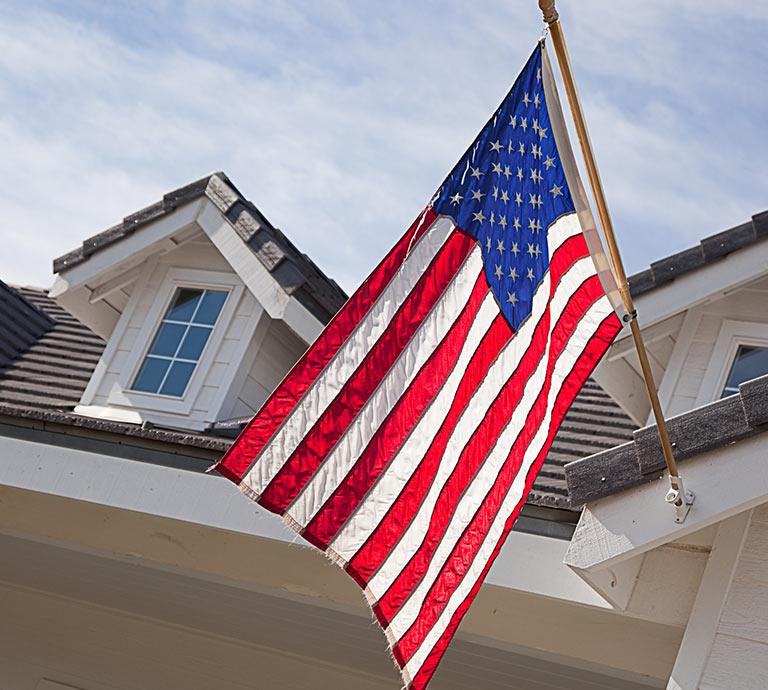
[537,0,694,522]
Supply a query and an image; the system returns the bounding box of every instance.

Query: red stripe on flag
[301,271,494,549]
[345,313,513,587]
[212,207,438,483]
[348,233,589,588]
[258,230,476,514]
[393,280,611,665]
[405,311,622,690]
[377,273,603,631]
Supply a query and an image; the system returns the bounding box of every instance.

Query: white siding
[666,275,768,415]
[228,318,308,418]
[595,311,686,423]
[699,504,768,689]
[623,313,684,391]
[81,237,261,429]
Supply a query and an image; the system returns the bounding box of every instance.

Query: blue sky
[1,1,766,291]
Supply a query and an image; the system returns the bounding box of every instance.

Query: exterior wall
[596,268,768,425]
[627,312,685,390]
[228,317,307,418]
[594,311,686,424]
[77,235,262,429]
[699,504,768,689]
[666,275,768,415]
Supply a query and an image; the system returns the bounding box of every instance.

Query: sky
[0,1,766,292]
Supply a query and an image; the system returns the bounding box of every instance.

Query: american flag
[213,43,623,689]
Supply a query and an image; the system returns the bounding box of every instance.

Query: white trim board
[632,238,768,330]
[196,201,324,345]
[655,306,704,413]
[0,432,609,610]
[667,511,752,690]
[564,433,768,571]
[695,319,768,406]
[50,200,206,296]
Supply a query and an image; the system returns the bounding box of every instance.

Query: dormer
[592,210,768,424]
[50,173,347,431]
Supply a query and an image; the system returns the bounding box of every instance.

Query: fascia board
[626,238,768,332]
[564,433,768,572]
[51,199,206,298]
[197,200,324,345]
[0,429,606,609]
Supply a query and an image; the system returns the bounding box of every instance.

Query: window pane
[159,361,196,396]
[166,288,203,322]
[177,326,212,360]
[722,346,768,396]
[193,290,227,325]
[148,322,186,357]
[132,286,229,398]
[132,356,171,393]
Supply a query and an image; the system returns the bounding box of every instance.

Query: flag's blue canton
[433,45,575,331]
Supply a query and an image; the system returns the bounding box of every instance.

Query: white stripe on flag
[326,290,497,562]
[286,247,484,527]
[242,217,456,497]
[366,252,595,603]
[331,213,583,567]
[546,213,582,258]
[402,295,613,680]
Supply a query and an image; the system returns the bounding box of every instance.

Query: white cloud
[0,1,765,290]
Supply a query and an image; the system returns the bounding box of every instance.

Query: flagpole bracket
[622,308,638,323]
[665,475,695,524]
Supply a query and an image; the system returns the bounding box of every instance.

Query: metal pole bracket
[665,475,695,524]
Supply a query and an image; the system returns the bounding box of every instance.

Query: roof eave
[52,172,348,329]
[565,373,768,507]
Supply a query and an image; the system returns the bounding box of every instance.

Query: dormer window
[132,287,228,397]
[721,345,768,397]
[696,320,768,404]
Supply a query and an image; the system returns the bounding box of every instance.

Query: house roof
[14,200,768,513]
[627,209,768,297]
[0,280,55,368]
[0,283,104,410]
[565,372,768,506]
[0,281,633,511]
[53,173,348,325]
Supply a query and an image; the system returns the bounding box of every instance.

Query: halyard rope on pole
[537,0,694,523]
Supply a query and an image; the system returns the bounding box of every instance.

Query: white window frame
[695,319,768,405]
[107,268,243,416]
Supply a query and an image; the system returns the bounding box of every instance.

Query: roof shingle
[0,285,105,410]
[565,373,768,505]
[0,280,55,368]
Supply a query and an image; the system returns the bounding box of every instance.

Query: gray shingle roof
[0,280,55,368]
[0,281,630,511]
[0,285,105,410]
[530,379,636,508]
[53,173,348,325]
